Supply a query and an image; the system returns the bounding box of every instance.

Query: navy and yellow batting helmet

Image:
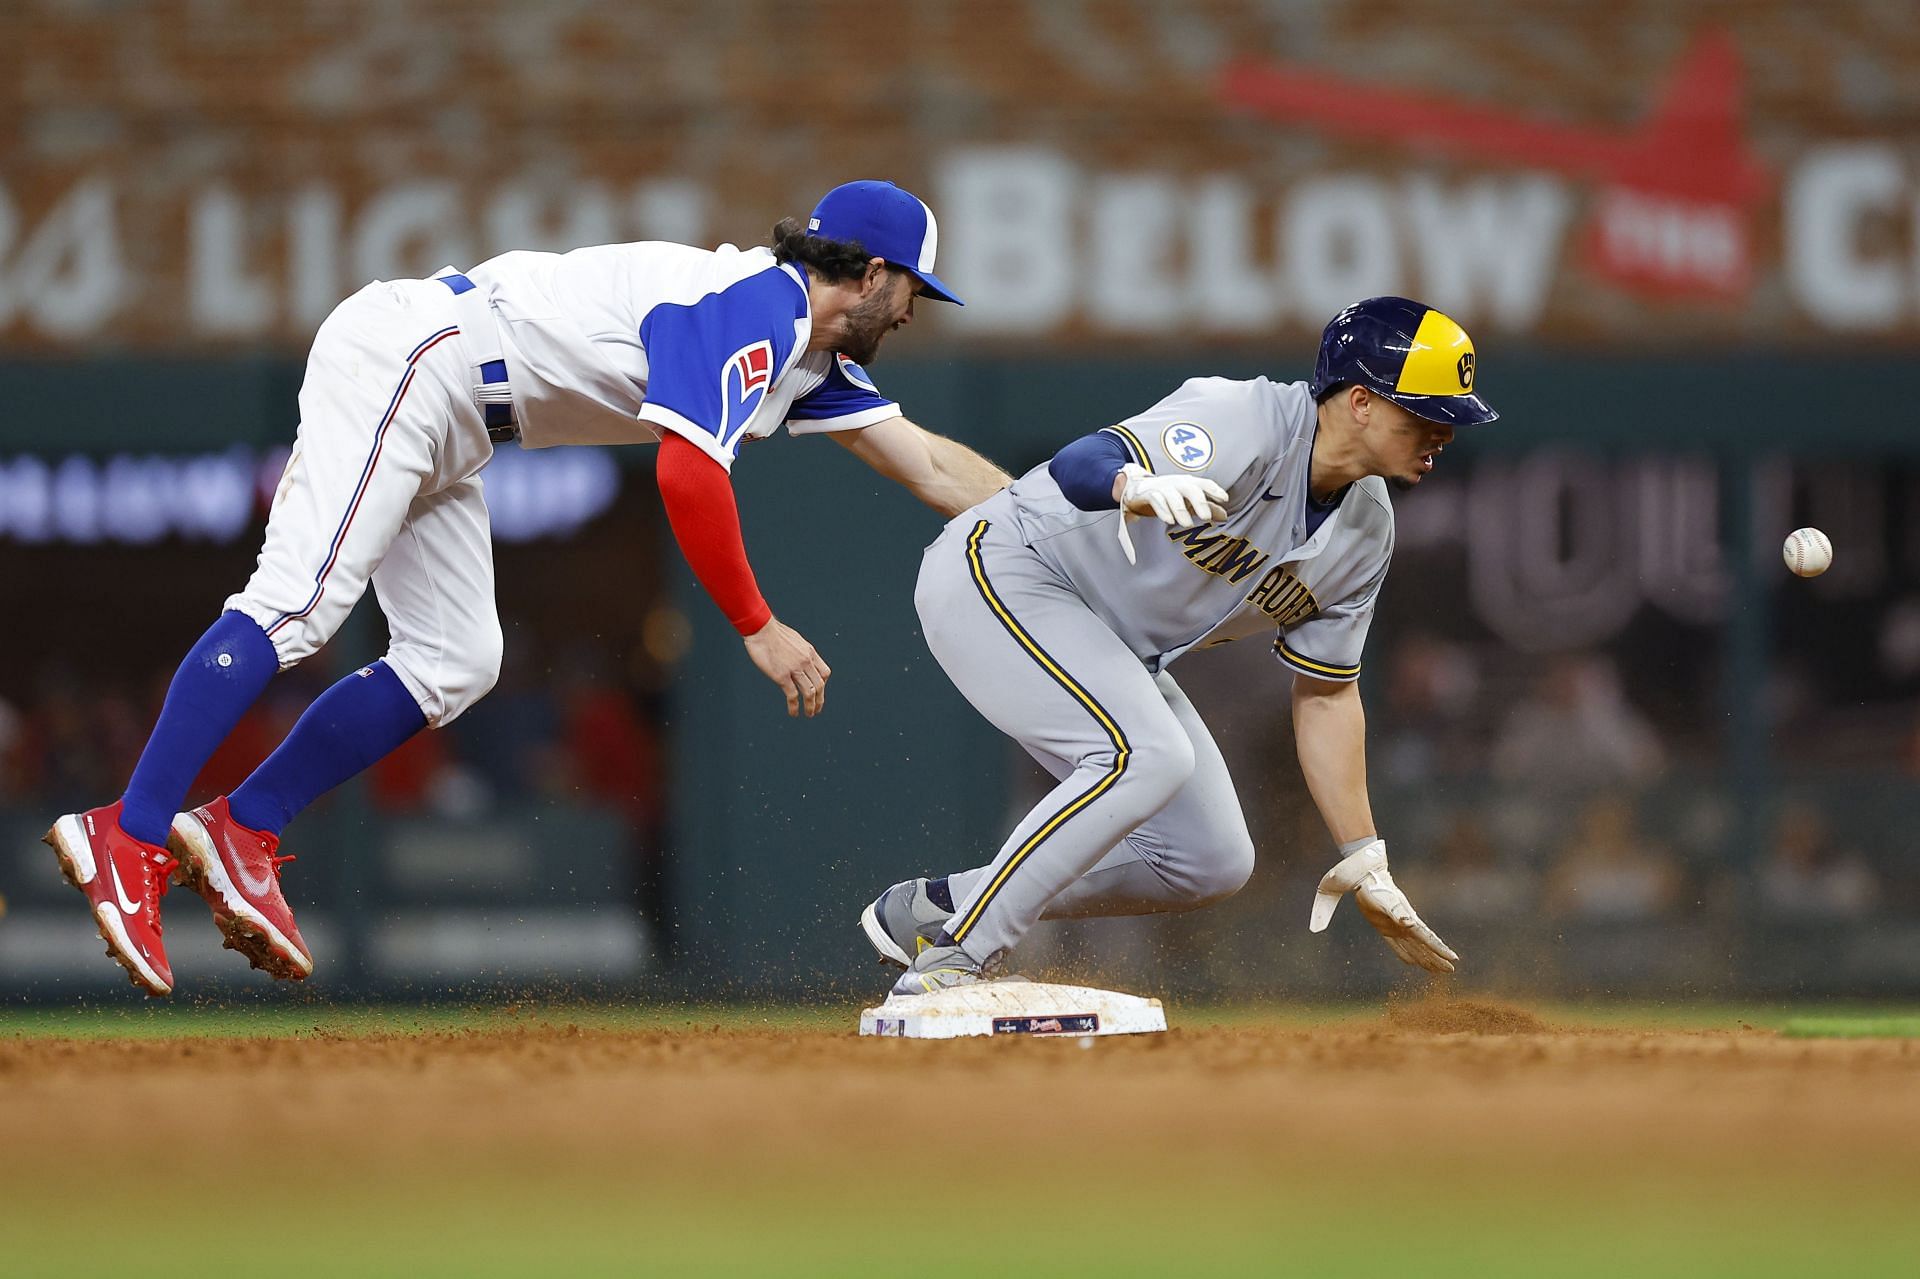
[1309,296,1497,427]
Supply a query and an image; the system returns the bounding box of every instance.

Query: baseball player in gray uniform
[861,296,1498,995]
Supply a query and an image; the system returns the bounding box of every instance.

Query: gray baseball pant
[918,514,1255,966]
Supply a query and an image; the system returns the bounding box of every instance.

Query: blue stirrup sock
[119,611,281,847]
[228,660,428,837]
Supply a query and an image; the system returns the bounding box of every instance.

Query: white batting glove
[1115,464,1230,564]
[1308,839,1458,974]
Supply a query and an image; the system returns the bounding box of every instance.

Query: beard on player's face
[837,270,914,365]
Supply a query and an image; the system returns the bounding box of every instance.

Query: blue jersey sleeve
[1048,431,1128,510]
[785,354,901,434]
[636,267,807,468]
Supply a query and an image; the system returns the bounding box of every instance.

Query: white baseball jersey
[463,242,901,465]
[1005,376,1394,681]
[230,241,901,729]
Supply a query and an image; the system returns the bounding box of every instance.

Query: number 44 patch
[1162,421,1215,471]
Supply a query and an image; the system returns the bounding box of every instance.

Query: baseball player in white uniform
[44,180,1009,996]
[861,297,1497,995]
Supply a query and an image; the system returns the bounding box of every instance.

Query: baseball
[1783,527,1832,577]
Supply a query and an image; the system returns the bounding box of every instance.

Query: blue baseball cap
[806,180,963,305]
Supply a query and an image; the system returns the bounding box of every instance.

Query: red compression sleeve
[656,433,773,635]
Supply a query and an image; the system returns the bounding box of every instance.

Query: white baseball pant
[225,278,503,726]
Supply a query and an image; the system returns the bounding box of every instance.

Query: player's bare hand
[743,617,832,718]
[1114,464,1230,564]
[1307,839,1458,973]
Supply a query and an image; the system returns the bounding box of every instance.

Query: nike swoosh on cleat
[106,852,142,916]
[230,844,279,897]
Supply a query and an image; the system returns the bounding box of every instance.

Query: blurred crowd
[0,640,668,914]
[0,653,662,820]
[1369,637,1920,924]
[6,624,1919,932]
[1396,793,1897,927]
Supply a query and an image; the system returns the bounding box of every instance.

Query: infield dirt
[6,998,1918,1277]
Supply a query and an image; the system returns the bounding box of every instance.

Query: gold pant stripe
[949,520,1132,944]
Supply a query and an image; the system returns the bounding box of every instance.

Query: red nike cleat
[43,803,178,997]
[168,797,314,981]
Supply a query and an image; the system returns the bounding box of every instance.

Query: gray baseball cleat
[859,878,952,968]
[889,944,990,997]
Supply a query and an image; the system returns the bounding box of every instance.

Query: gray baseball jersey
[905,376,1396,965]
[1004,376,1394,682]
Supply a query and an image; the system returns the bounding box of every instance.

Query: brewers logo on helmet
[1309,296,1498,427]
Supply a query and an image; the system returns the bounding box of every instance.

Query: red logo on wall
[1219,29,1769,302]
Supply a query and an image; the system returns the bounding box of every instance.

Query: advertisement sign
[2,3,1917,347]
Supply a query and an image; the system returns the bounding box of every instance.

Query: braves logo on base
[992,1014,1099,1035]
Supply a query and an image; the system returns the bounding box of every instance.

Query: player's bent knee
[443,625,504,721]
[1187,834,1256,906]
[1117,731,1196,810]
[385,628,502,728]
[449,659,502,721]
